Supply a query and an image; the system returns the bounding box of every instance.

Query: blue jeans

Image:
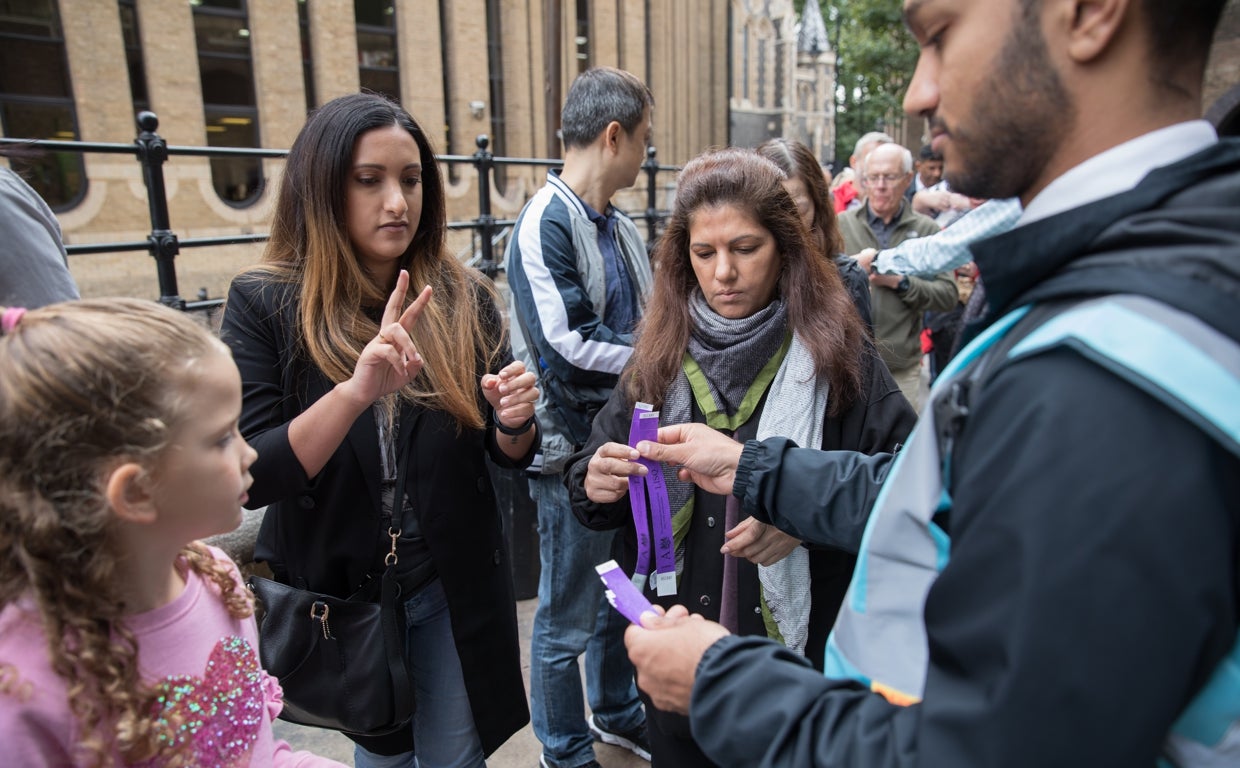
[354,579,485,768]
[528,474,644,767]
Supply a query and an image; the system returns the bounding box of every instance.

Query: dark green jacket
[839,203,959,370]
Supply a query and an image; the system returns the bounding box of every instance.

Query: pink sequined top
[0,545,346,767]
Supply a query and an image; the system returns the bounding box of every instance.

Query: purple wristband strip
[596,559,656,625]
[627,404,653,590]
[632,408,677,596]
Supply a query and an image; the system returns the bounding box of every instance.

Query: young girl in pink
[0,299,345,768]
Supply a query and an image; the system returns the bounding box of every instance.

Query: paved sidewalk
[273,597,650,768]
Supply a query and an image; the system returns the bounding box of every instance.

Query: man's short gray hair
[864,143,914,174]
[560,67,654,150]
[852,131,894,160]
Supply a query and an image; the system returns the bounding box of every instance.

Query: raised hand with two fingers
[339,269,432,406]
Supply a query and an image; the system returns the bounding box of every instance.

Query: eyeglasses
[864,173,906,186]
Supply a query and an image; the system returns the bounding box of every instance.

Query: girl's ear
[105,462,158,525]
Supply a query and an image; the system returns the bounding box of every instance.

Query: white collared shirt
[1019,120,1218,226]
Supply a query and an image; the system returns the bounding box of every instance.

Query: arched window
[0,0,86,210]
[356,0,399,101]
[192,0,262,206]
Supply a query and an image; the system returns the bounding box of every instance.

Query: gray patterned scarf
[658,289,827,654]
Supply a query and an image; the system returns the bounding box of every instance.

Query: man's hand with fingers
[626,605,730,715]
[636,422,743,496]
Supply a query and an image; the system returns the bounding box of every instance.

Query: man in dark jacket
[621,0,1240,766]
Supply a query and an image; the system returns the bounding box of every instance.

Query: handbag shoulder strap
[388,421,412,543]
[379,431,415,724]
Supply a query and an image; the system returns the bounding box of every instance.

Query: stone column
[60,0,133,142]
[135,0,204,146]
[396,0,446,140]
[435,0,491,158]
[309,0,361,103]
[248,0,307,149]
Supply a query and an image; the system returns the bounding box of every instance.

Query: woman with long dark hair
[566,148,915,766]
[221,93,534,768]
[756,137,873,330]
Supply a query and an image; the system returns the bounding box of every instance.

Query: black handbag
[247,450,415,737]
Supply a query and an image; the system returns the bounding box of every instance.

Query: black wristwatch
[895,276,911,294]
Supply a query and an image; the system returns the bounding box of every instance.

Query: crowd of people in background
[1,0,1237,766]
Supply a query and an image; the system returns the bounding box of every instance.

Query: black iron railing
[1,111,678,312]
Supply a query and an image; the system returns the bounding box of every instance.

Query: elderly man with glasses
[838,143,958,411]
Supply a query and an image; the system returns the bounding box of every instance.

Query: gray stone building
[729,0,837,163]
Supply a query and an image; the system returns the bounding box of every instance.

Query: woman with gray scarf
[565,148,916,766]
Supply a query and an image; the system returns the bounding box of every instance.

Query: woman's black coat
[220,273,530,756]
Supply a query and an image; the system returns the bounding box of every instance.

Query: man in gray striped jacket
[505,66,655,768]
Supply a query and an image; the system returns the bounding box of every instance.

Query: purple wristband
[627,404,654,590]
[631,403,676,596]
[596,559,656,624]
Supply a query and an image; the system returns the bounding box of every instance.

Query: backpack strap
[940,294,1240,767]
[830,293,1240,718]
[936,296,1240,477]
[1005,295,1240,457]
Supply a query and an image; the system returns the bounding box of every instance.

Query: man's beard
[943,15,1076,200]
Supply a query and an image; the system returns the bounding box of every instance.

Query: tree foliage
[797,0,919,167]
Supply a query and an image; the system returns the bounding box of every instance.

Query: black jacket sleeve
[478,281,539,470]
[219,274,315,508]
[692,350,1240,767]
[564,371,636,530]
[735,439,896,554]
[693,635,917,767]
[736,350,913,553]
[834,254,875,333]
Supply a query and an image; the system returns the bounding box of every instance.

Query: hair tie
[1,307,27,334]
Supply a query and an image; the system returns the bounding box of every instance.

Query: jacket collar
[970,139,1240,331]
[547,169,589,219]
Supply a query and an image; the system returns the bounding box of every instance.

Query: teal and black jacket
[689,139,1240,767]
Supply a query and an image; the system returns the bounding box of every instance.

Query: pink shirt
[0,546,345,768]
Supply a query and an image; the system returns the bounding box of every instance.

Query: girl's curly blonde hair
[0,299,253,767]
